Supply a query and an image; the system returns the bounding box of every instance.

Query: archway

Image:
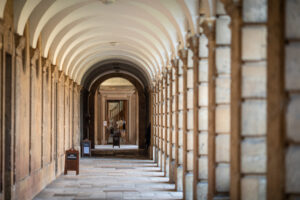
[80,60,151,150]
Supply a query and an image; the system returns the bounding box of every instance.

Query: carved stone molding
[171,58,179,70]
[31,49,40,77]
[4,27,13,53]
[42,59,51,73]
[16,36,25,57]
[188,35,199,55]
[76,84,83,93]
[201,19,215,39]
[220,0,241,18]
[179,48,188,60]
[51,65,58,79]
[31,49,39,68]
[16,36,26,72]
[58,70,64,82]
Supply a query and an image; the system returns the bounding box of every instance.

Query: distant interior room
[94,77,139,149]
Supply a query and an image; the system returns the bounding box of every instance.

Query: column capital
[178,48,188,64]
[31,48,39,67]
[64,75,69,86]
[51,65,58,79]
[42,59,51,73]
[188,35,200,55]
[16,36,25,57]
[58,70,64,82]
[77,84,83,93]
[220,0,241,18]
[201,19,215,39]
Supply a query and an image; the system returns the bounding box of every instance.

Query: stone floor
[34,158,182,200]
[95,145,138,150]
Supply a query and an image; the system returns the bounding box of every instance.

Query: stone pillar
[30,48,42,173]
[188,35,199,199]
[159,80,163,169]
[42,59,51,166]
[197,26,209,199]
[269,0,300,199]
[179,48,188,196]
[154,84,159,163]
[164,70,168,176]
[226,0,268,199]
[181,45,195,199]
[202,19,216,200]
[168,66,174,183]
[214,1,232,198]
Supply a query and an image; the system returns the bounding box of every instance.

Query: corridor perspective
[0,0,299,200]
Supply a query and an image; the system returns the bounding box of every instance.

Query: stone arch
[81,60,151,149]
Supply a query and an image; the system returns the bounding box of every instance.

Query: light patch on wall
[101,77,133,86]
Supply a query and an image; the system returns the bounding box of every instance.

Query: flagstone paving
[34,158,182,200]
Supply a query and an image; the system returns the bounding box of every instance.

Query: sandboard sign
[64,149,79,175]
[82,139,91,157]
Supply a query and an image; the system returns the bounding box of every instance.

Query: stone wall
[0,9,81,199]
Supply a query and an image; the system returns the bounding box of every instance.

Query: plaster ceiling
[1,0,214,84]
[101,77,133,86]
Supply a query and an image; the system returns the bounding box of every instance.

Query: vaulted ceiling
[0,0,214,84]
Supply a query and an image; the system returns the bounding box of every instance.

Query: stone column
[271,0,300,199]
[188,35,200,199]
[164,70,168,176]
[181,45,195,199]
[227,0,268,199]
[202,19,216,200]
[154,84,159,162]
[214,1,232,198]
[159,80,163,170]
[197,25,209,199]
[42,59,51,166]
[179,48,188,196]
[30,48,42,173]
[168,66,174,183]
[220,1,242,199]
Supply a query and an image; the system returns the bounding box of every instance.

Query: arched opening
[94,77,139,148]
[80,60,151,153]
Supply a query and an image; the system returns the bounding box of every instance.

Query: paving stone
[33,157,181,199]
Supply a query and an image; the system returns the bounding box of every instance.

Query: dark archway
[80,60,151,150]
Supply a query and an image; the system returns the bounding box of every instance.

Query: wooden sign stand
[64,148,79,175]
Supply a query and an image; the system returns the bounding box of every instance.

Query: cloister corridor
[0,0,300,200]
[34,158,182,200]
